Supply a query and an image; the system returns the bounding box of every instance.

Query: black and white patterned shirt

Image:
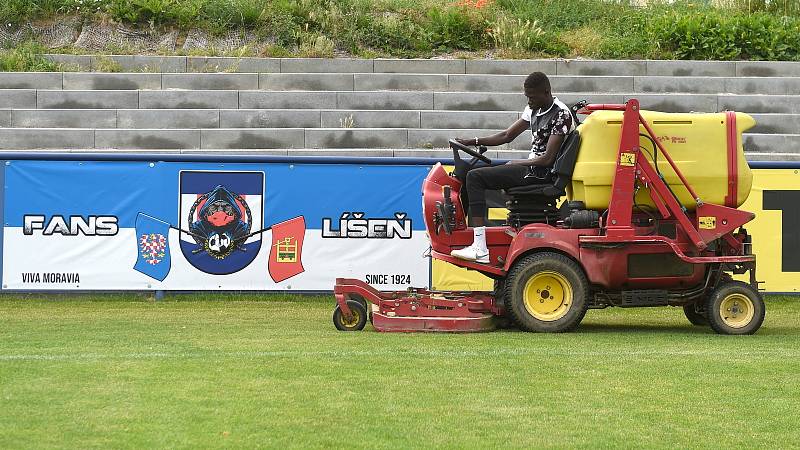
[521,97,574,160]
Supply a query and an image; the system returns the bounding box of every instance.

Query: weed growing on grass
[0,41,60,71]
[558,26,603,57]
[296,31,335,58]
[199,0,267,32]
[92,55,122,72]
[339,114,354,128]
[363,13,432,56]
[488,16,545,52]
[257,44,292,58]
[426,6,487,51]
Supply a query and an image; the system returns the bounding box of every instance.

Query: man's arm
[455,118,529,147]
[506,133,565,167]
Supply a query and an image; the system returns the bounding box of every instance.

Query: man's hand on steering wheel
[454,137,473,147]
[449,138,492,165]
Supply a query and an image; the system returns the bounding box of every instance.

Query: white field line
[1,348,798,361]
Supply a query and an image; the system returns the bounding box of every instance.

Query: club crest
[179,171,264,275]
[139,233,167,265]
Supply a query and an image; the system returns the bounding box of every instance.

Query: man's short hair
[524,72,550,91]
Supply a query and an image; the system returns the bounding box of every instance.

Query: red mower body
[333,99,764,335]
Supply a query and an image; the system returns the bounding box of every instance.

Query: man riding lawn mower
[333,79,764,335]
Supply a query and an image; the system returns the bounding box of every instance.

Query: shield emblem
[179,171,264,275]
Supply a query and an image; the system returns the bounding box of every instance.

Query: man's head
[523,72,552,110]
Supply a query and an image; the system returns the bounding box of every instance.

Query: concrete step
[24,147,532,159]
[42,55,800,77]
[0,128,528,150]
[0,109,525,129]
[749,114,800,134]
[6,73,800,95]
[15,147,800,161]
[6,90,798,114]
[0,127,795,153]
[4,109,798,135]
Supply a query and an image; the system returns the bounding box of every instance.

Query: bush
[106,0,177,25]
[426,6,487,51]
[655,11,800,60]
[719,0,800,16]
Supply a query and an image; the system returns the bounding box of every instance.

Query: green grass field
[1,293,799,448]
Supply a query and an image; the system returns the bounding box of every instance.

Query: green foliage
[426,7,486,51]
[105,0,267,29]
[199,0,266,30]
[261,2,301,47]
[2,0,800,60]
[92,55,122,72]
[496,0,624,31]
[105,0,171,25]
[363,13,432,56]
[720,0,800,16]
[0,0,73,25]
[50,0,107,18]
[489,16,546,52]
[259,43,292,58]
[296,31,336,57]
[595,33,654,59]
[654,11,800,60]
[0,41,60,71]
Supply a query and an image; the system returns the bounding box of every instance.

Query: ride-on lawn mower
[333,99,765,335]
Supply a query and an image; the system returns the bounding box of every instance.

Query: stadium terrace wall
[0,154,797,294]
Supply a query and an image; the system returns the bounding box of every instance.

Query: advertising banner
[2,160,431,291]
[2,158,798,294]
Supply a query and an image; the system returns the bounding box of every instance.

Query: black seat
[503,130,582,226]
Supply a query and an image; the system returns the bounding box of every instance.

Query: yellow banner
[739,168,800,292]
[432,168,800,293]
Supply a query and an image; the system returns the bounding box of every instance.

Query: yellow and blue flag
[134,213,171,281]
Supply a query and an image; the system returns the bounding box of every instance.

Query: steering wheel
[448,139,492,165]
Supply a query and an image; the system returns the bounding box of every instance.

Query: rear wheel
[705,281,765,335]
[504,252,589,332]
[683,301,708,326]
[493,279,514,329]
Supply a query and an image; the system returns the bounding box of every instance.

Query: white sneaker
[451,244,490,264]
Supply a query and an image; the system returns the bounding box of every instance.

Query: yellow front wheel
[705,281,765,335]
[333,299,368,331]
[506,252,588,332]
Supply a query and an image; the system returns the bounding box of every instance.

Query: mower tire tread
[683,301,708,326]
[504,252,589,333]
[333,299,368,331]
[705,280,765,335]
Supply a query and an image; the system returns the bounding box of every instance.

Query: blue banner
[134,213,171,281]
[2,160,431,291]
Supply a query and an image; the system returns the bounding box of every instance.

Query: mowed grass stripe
[3,347,800,361]
[1,295,798,448]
